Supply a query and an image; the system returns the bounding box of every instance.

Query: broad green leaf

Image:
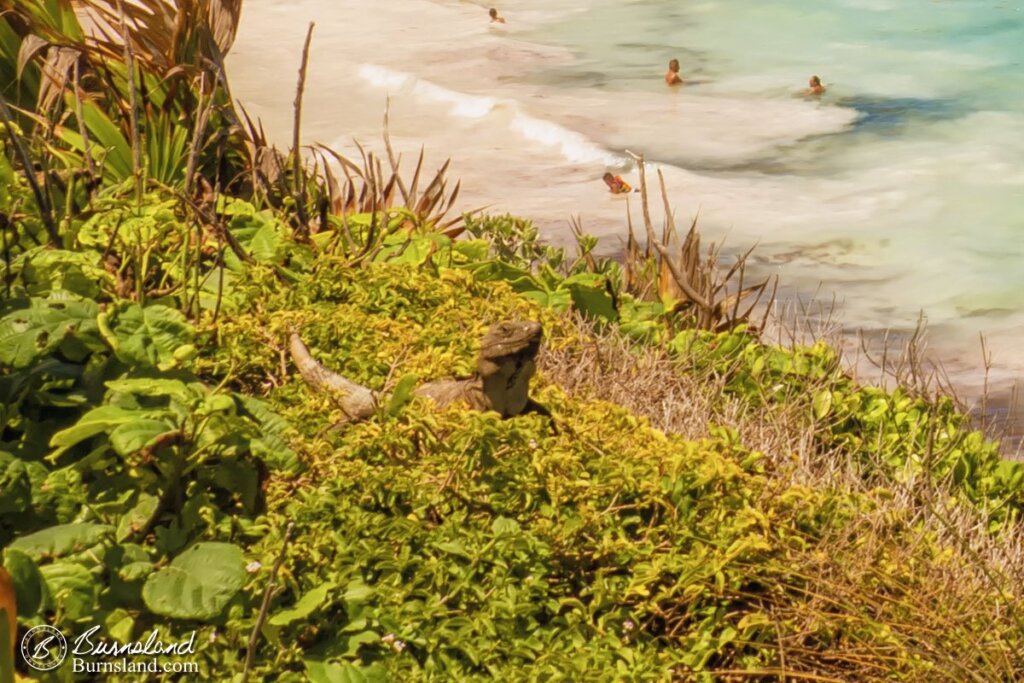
[239,395,301,473]
[116,493,160,542]
[200,394,236,415]
[34,466,86,523]
[109,418,178,457]
[452,239,490,262]
[9,523,113,560]
[118,561,154,582]
[995,461,1024,489]
[19,249,111,299]
[737,611,773,634]
[246,216,285,262]
[109,542,155,584]
[0,135,14,205]
[249,437,302,474]
[106,612,135,643]
[268,581,337,626]
[563,273,618,322]
[105,303,194,367]
[58,99,132,181]
[376,234,452,266]
[522,287,572,311]
[465,260,542,293]
[40,561,97,622]
[210,458,260,513]
[218,197,258,216]
[0,451,31,515]
[0,297,99,368]
[50,404,160,452]
[105,378,193,402]
[142,542,246,619]
[339,631,380,657]
[2,548,43,617]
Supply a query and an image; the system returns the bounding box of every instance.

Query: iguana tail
[289,333,378,422]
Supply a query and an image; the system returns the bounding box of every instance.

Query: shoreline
[601,239,1024,453]
[226,0,1023,450]
[5,2,1024,677]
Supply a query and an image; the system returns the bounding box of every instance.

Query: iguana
[289,321,545,422]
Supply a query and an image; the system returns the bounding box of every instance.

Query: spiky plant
[621,153,776,333]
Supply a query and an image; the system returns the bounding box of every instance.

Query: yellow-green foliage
[4,8,1018,679]
[1,173,1020,679]
[2,185,1021,679]
[209,260,565,395]
[200,260,1023,682]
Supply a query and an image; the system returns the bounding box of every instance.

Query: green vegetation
[2,2,1023,681]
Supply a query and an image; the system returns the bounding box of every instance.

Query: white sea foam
[231,0,1024,397]
[358,64,498,119]
[359,63,620,166]
[508,112,622,166]
[357,63,412,91]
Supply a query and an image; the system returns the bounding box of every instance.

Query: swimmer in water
[603,172,632,194]
[665,59,683,86]
[489,8,506,23]
[805,75,826,96]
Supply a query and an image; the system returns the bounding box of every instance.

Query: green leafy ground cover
[4,196,1023,679]
[2,3,1023,681]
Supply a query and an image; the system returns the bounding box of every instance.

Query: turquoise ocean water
[230,0,1024,407]
[521,0,1024,328]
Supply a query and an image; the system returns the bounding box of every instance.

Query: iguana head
[476,320,543,378]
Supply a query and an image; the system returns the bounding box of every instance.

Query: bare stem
[626,150,657,258]
[115,0,143,204]
[72,58,97,179]
[291,22,315,236]
[185,73,213,197]
[242,521,296,680]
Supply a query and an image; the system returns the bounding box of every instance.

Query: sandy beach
[226,0,1024,442]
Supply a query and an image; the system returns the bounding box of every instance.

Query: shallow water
[227,0,1024,423]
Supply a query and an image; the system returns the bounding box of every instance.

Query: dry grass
[531,168,1024,678]
[538,313,1024,679]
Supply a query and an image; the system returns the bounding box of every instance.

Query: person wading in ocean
[602,172,632,194]
[665,58,683,86]
[805,75,826,96]
[489,8,506,23]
